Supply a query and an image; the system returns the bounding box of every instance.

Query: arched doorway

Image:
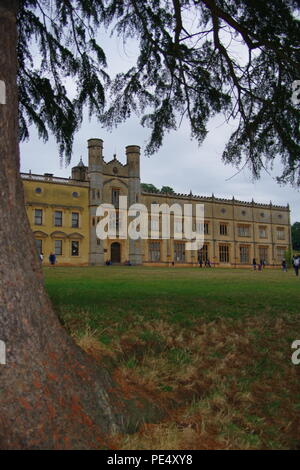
[111,242,121,263]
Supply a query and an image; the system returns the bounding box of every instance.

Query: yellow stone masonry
[21,139,292,267]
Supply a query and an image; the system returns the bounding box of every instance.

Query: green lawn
[44,266,300,450]
[45,265,299,329]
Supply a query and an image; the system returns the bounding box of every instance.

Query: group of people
[105,259,132,266]
[252,259,267,271]
[281,255,299,276]
[39,252,56,265]
[197,257,212,268]
[40,252,300,275]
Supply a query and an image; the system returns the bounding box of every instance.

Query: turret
[126,145,142,264]
[88,138,103,172]
[126,145,140,178]
[87,138,104,265]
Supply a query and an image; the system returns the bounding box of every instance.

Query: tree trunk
[0,1,158,450]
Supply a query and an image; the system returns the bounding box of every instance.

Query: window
[240,245,250,264]
[111,211,122,232]
[276,246,286,262]
[219,245,230,263]
[259,226,267,238]
[238,224,250,237]
[35,239,42,255]
[54,240,62,256]
[72,191,79,198]
[115,212,120,231]
[112,188,120,208]
[220,223,228,236]
[204,223,209,235]
[34,209,43,225]
[174,242,185,262]
[35,187,42,194]
[54,211,63,227]
[71,241,79,256]
[72,212,79,228]
[259,247,268,263]
[276,227,285,240]
[149,242,160,261]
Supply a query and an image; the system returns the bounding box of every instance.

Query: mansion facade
[22,138,292,267]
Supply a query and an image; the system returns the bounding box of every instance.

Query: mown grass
[44,266,300,450]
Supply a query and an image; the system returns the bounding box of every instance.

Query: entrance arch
[111,242,121,263]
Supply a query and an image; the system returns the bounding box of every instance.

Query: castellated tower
[88,138,104,265]
[126,145,142,265]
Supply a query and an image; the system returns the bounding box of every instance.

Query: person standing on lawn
[293,256,300,277]
[281,259,287,272]
[49,252,56,266]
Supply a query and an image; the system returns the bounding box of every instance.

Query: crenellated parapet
[140,189,289,211]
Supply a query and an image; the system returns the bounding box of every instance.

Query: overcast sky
[19,27,300,223]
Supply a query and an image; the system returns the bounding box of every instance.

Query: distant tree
[291,222,300,251]
[284,248,293,268]
[141,183,160,193]
[160,186,175,194]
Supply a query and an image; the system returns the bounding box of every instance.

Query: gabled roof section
[105,154,126,167]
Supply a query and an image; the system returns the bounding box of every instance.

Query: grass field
[44,266,300,450]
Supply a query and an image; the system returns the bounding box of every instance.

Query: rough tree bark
[0,1,159,450]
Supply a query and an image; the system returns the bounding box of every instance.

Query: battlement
[140,189,289,210]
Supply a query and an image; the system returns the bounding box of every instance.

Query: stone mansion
[21,138,292,267]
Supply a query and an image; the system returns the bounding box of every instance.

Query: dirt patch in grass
[71,314,300,450]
